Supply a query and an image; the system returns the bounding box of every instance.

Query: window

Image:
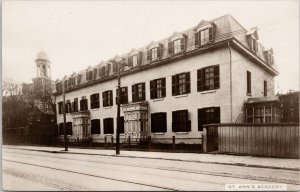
[86,71,93,81]
[150,78,166,99]
[68,78,75,87]
[132,83,145,102]
[72,98,78,112]
[265,106,272,123]
[198,107,220,131]
[247,71,251,94]
[254,107,264,123]
[132,55,138,67]
[264,52,274,65]
[91,119,100,134]
[197,65,219,92]
[128,52,143,67]
[80,97,88,111]
[246,107,254,123]
[58,102,63,114]
[66,122,73,135]
[195,27,214,47]
[117,116,125,134]
[147,46,163,62]
[104,118,114,134]
[172,110,191,132]
[116,87,128,104]
[58,123,64,135]
[264,81,267,97]
[56,82,62,92]
[64,80,68,89]
[90,93,100,109]
[65,100,71,113]
[168,36,187,55]
[103,90,113,107]
[77,74,82,84]
[151,113,167,133]
[172,72,190,96]
[100,66,106,76]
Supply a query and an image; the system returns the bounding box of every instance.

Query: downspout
[228,41,233,122]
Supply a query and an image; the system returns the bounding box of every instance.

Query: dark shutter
[172,111,177,132]
[151,114,156,133]
[102,92,106,107]
[119,117,125,134]
[168,41,173,55]
[93,69,97,80]
[172,75,177,96]
[147,49,152,62]
[138,52,143,66]
[90,95,93,109]
[214,65,220,89]
[110,91,113,106]
[150,80,154,99]
[157,45,162,59]
[162,113,167,132]
[128,57,133,67]
[186,72,190,93]
[214,107,221,123]
[209,27,213,42]
[195,31,199,46]
[132,85,136,102]
[142,83,146,101]
[180,37,185,51]
[198,109,205,131]
[161,78,166,97]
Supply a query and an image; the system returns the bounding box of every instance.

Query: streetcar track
[4,150,300,185]
[4,159,174,191]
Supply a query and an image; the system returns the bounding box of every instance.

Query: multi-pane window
[197,65,219,92]
[128,52,143,67]
[247,71,252,94]
[265,106,272,123]
[91,119,100,134]
[132,55,138,67]
[147,46,163,62]
[172,110,191,132]
[65,100,71,113]
[86,71,93,81]
[90,93,100,109]
[103,91,113,107]
[103,118,114,134]
[80,96,88,111]
[264,81,268,97]
[116,87,128,105]
[198,107,220,131]
[246,108,254,123]
[168,37,186,55]
[72,98,78,112]
[195,27,213,47]
[254,107,264,123]
[150,78,166,99]
[58,102,63,114]
[132,83,145,102]
[172,72,190,96]
[151,113,167,133]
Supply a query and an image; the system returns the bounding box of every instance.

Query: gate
[202,125,218,153]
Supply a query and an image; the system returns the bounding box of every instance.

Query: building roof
[36,51,50,61]
[245,96,279,104]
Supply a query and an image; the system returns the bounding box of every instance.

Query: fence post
[203,127,208,153]
[104,136,107,148]
[172,136,175,150]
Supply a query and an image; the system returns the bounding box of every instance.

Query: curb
[4,146,300,172]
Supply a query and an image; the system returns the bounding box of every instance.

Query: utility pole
[62,82,68,151]
[116,61,121,155]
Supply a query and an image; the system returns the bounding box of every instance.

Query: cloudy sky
[3,0,299,93]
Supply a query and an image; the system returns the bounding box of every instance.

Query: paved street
[3,146,300,191]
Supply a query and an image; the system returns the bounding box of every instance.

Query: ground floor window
[172,110,191,132]
[198,107,220,131]
[245,104,280,123]
[151,113,167,133]
[104,118,114,134]
[91,119,100,134]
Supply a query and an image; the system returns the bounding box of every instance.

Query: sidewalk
[3,145,300,171]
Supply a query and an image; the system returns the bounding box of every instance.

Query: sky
[3,0,299,93]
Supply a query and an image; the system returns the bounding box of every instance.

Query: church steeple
[35,51,51,79]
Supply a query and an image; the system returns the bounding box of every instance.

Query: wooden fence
[204,123,299,158]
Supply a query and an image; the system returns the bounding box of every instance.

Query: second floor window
[197,65,220,92]
[150,78,166,99]
[132,83,145,102]
[90,93,100,109]
[80,97,88,111]
[172,110,191,132]
[116,87,128,105]
[172,72,190,96]
[103,118,114,134]
[103,90,113,107]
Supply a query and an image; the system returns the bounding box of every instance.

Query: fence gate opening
[122,102,149,144]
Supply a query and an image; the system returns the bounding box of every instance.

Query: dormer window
[246,28,259,53]
[147,44,163,63]
[264,49,274,65]
[195,23,214,47]
[56,82,62,92]
[168,35,187,55]
[132,54,138,67]
[86,71,93,81]
[128,52,143,68]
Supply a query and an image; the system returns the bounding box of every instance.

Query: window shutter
[214,107,221,123]
[90,95,93,109]
[214,65,220,89]
[168,41,174,55]
[110,91,113,106]
[150,80,154,99]
[102,92,106,107]
[151,114,155,133]
[180,37,185,51]
[132,85,136,102]
[138,52,143,66]
[172,75,177,96]
[106,64,111,76]
[198,109,205,131]
[195,31,199,47]
[187,120,191,132]
[142,83,146,101]
[162,78,166,97]
[172,111,177,132]
[209,27,213,42]
[157,45,162,59]
[93,69,97,80]
[128,57,133,67]
[147,49,152,62]
[186,72,190,93]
